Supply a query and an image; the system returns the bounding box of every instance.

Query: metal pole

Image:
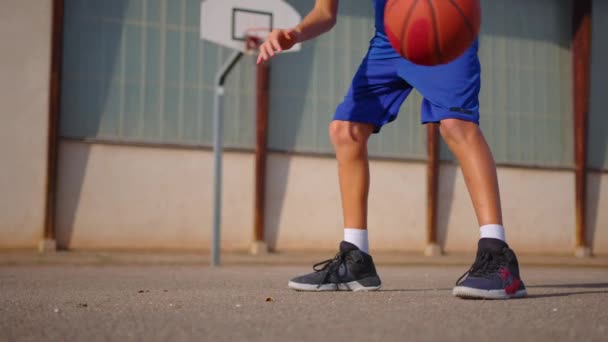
[211,86,224,267]
[572,0,592,258]
[41,0,64,252]
[424,123,441,256]
[253,60,269,247]
[212,51,243,267]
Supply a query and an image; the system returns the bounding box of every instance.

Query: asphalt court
[1,265,607,341]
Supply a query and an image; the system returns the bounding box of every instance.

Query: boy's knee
[328,120,373,148]
[439,118,480,144]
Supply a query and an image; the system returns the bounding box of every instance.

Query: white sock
[344,228,369,254]
[480,224,506,242]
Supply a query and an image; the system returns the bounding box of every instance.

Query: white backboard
[201,0,302,53]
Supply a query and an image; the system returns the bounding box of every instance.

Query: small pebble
[53,308,59,313]
[265,297,274,302]
[236,304,241,308]
[552,308,558,312]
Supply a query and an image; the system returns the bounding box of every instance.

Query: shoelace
[455,248,507,285]
[312,251,348,288]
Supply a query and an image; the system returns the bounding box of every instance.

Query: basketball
[384,0,481,66]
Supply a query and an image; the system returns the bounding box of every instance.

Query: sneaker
[288,241,382,291]
[453,238,527,299]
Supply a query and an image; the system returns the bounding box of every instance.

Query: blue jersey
[369,0,401,59]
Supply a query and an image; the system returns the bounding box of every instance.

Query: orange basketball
[384,0,481,66]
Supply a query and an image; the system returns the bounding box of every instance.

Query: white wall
[265,154,429,251]
[440,165,576,254]
[55,141,251,250]
[0,0,52,248]
[55,141,608,255]
[589,172,608,254]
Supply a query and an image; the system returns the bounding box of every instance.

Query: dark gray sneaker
[288,241,382,291]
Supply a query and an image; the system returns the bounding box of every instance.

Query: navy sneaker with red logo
[453,238,527,299]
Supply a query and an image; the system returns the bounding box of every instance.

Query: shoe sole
[288,278,382,292]
[452,286,527,299]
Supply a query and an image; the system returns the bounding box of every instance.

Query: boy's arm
[257,0,339,64]
[292,0,339,42]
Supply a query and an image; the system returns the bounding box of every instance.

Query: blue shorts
[334,41,481,132]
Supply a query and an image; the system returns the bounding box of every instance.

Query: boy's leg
[287,55,410,292]
[288,120,381,292]
[399,40,526,299]
[329,120,375,230]
[438,119,502,226]
[438,118,526,299]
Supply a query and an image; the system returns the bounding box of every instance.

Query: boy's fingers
[259,46,267,60]
[270,39,282,52]
[262,43,274,57]
[257,45,270,63]
[257,30,288,64]
[265,44,276,58]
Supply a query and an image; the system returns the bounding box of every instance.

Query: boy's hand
[256,28,300,64]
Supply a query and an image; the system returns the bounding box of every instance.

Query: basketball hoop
[200,0,302,266]
[244,28,270,55]
[201,0,302,54]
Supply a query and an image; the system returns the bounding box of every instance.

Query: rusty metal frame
[43,0,64,248]
[572,0,592,257]
[254,61,270,250]
[425,123,441,256]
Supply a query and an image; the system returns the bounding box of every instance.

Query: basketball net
[244,28,270,56]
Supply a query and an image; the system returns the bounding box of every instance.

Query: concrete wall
[55,140,608,255]
[55,141,249,250]
[0,0,52,248]
[589,172,608,254]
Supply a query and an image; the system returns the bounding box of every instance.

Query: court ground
[1,259,607,341]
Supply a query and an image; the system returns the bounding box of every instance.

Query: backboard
[201,0,302,53]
